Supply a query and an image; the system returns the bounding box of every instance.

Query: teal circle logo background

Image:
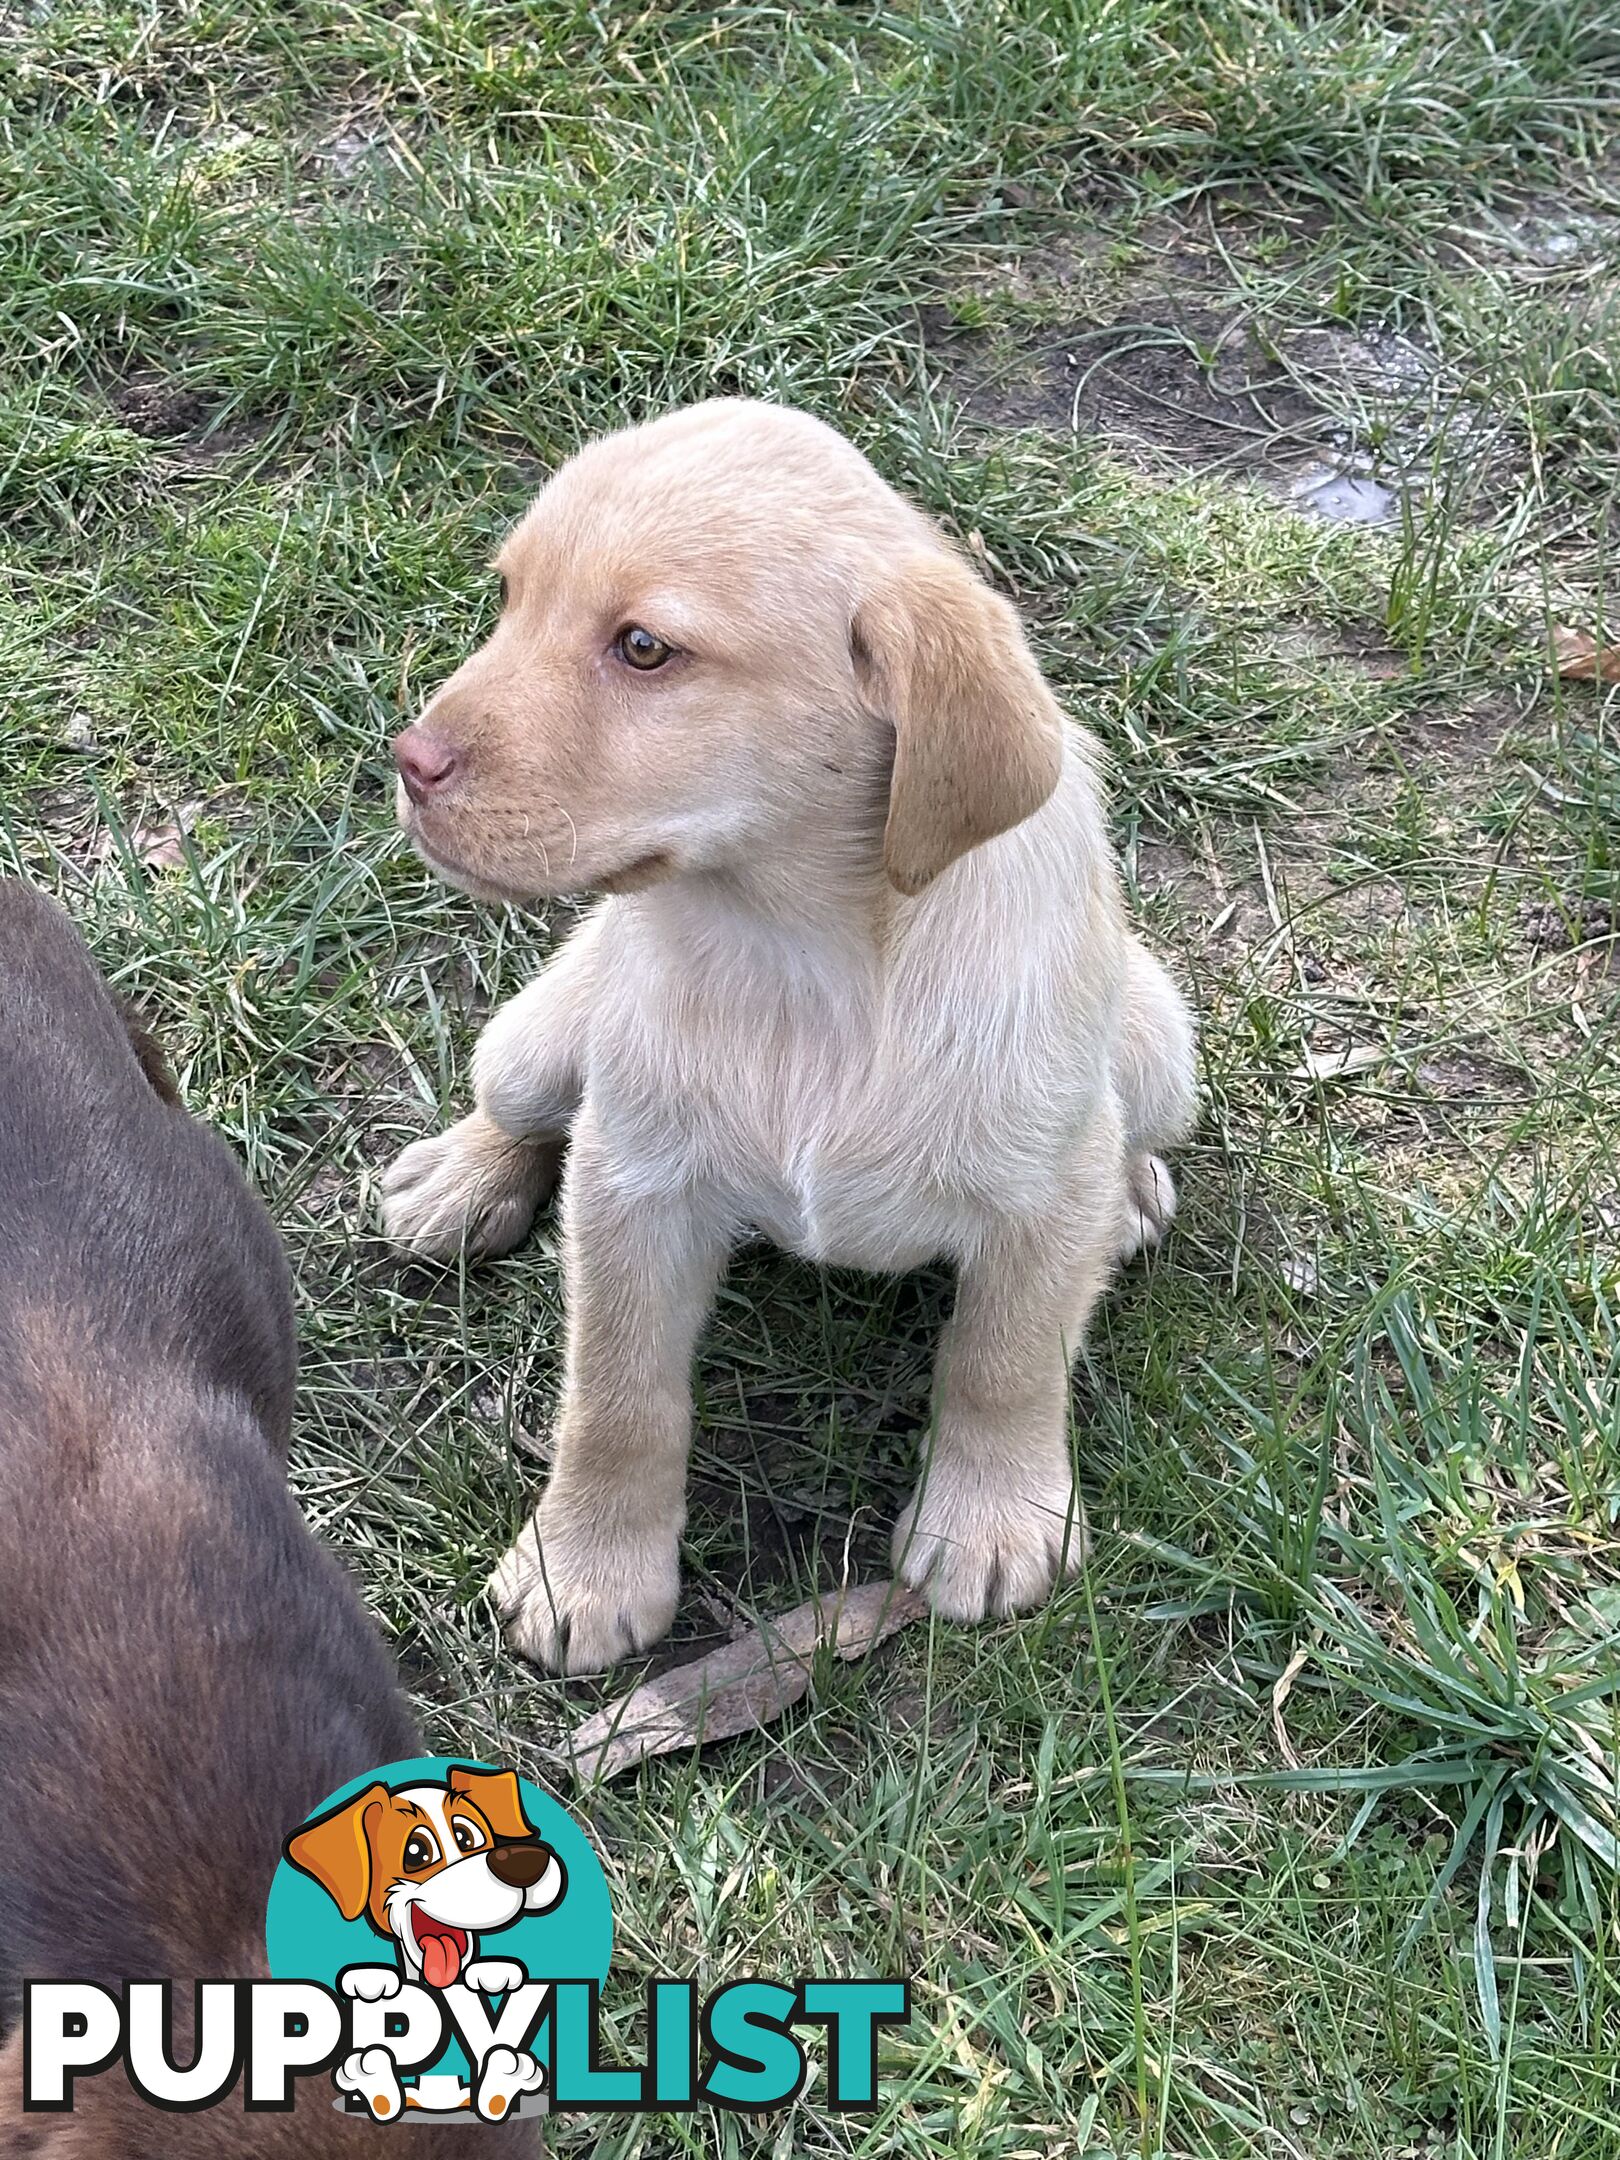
[265,1756,612,1989]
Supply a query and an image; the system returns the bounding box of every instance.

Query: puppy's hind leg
[1112,936,1196,1261]
[380,912,602,1262]
[894,1119,1124,1623]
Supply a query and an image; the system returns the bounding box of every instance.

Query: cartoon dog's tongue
[411,1907,469,1989]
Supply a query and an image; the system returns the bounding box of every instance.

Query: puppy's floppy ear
[852,549,1065,896]
[448,1765,535,1843]
[284,1783,387,1922]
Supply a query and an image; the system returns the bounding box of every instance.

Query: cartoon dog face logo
[286,1764,566,1989]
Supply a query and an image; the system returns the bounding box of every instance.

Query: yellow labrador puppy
[381,400,1195,1675]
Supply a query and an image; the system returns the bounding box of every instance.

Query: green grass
[4,1,1620,2152]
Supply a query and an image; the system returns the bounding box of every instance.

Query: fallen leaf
[1207,898,1240,937]
[1290,1043,1386,1082]
[131,822,189,869]
[1551,626,1620,683]
[570,1580,929,1782]
[94,801,203,871]
[1271,1642,1311,1771]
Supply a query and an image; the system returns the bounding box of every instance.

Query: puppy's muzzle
[488,1838,552,1890]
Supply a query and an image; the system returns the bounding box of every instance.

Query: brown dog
[0,881,537,2156]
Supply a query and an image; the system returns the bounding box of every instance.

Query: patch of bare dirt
[931,304,1512,517]
[106,369,274,465]
[299,101,421,185]
[110,373,213,439]
[939,308,1286,465]
[1273,621,1409,681]
[1397,695,1517,777]
[1521,896,1620,954]
[1130,834,1210,902]
[688,1386,900,1635]
[925,219,1519,517]
[1446,187,1620,273]
[1413,1052,1533,1101]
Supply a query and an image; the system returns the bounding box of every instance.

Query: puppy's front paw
[339,1965,402,2003]
[380,1110,559,1261]
[335,2045,404,2121]
[1117,1151,1178,1263]
[892,1462,1086,1622]
[489,1498,679,1675]
[461,1958,525,1996]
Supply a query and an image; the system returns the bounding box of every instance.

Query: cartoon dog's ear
[852,548,1065,897]
[448,1765,535,1843]
[284,1783,387,1922]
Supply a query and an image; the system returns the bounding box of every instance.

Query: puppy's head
[285,1768,560,1988]
[394,400,1063,902]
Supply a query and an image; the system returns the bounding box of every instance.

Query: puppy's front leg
[490,1112,726,1674]
[380,914,601,1260]
[894,1153,1123,1621]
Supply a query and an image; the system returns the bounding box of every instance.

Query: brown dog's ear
[448,1766,535,1842]
[284,1783,387,1921]
[852,549,1065,896]
[115,997,180,1106]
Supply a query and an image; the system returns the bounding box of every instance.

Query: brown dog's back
[0,881,294,1453]
[0,883,536,2155]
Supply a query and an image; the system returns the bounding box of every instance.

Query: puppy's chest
[592,980,1051,1267]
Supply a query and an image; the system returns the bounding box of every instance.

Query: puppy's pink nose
[394,726,458,804]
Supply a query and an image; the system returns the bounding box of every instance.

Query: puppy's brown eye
[403,1831,440,1874]
[451,1818,486,1855]
[616,625,673,671]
